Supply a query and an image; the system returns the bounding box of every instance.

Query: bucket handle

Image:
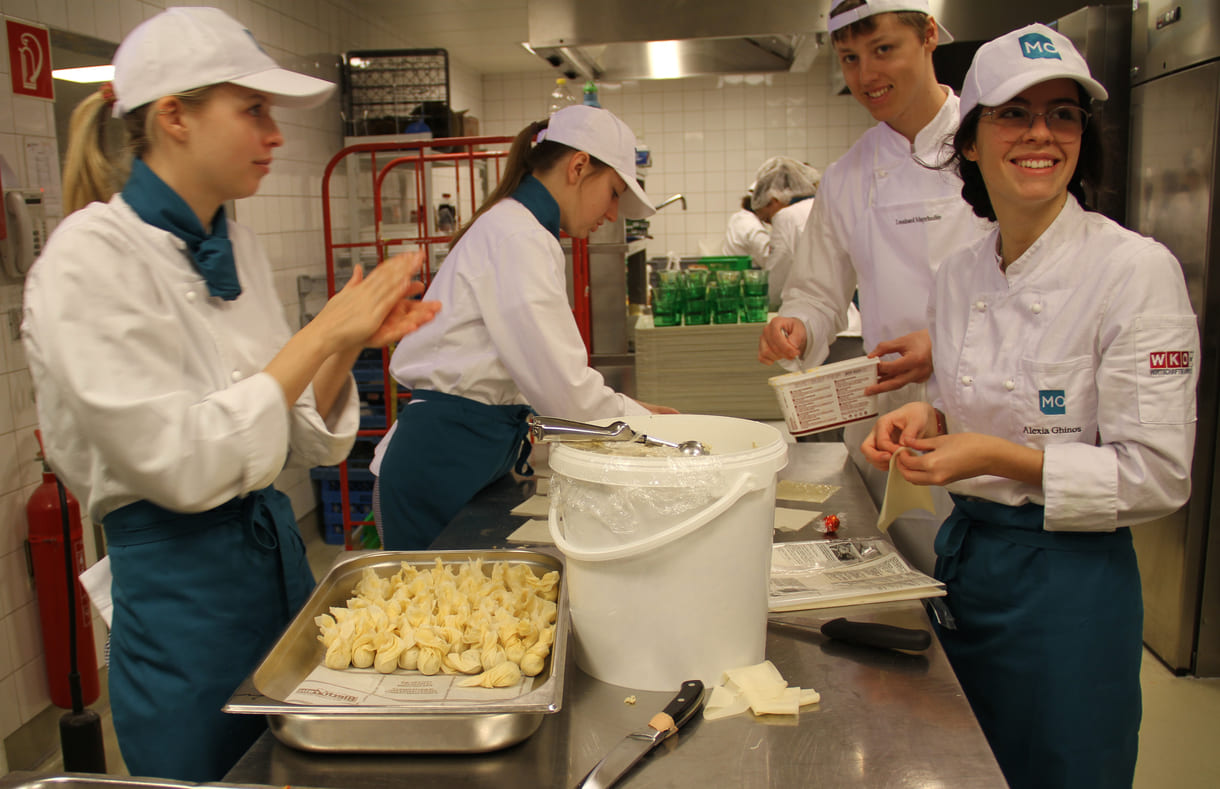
[547,472,761,562]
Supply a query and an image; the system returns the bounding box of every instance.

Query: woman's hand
[269,251,441,417]
[759,316,807,365]
[860,402,937,471]
[865,329,932,395]
[636,399,679,414]
[885,432,1045,488]
[314,252,441,352]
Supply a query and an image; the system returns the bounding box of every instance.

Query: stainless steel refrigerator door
[1131,0,1220,86]
[1053,4,1131,224]
[1127,60,1220,674]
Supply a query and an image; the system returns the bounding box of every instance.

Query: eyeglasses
[979,104,1091,140]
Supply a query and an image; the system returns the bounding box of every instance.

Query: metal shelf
[341,49,449,137]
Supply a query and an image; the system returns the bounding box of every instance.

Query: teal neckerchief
[121,158,240,300]
[789,194,813,206]
[511,174,561,241]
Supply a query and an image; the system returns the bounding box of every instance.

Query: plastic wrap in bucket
[547,414,787,691]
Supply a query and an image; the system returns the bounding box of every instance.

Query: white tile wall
[480,65,875,259]
[0,0,485,746]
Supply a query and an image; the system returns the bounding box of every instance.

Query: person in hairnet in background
[751,157,831,311]
[722,183,770,266]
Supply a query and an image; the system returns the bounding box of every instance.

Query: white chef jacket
[21,195,359,524]
[387,196,648,420]
[722,209,770,265]
[931,197,1198,532]
[762,198,813,308]
[779,89,987,365]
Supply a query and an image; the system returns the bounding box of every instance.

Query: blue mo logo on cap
[1019,33,1061,60]
[1039,390,1066,415]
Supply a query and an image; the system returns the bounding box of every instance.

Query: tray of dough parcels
[224,548,568,753]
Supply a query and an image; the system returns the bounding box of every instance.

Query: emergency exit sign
[6,18,54,101]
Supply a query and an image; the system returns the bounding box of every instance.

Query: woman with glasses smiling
[861,24,1198,789]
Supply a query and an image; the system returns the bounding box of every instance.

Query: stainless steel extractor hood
[526,0,833,80]
[526,0,1119,81]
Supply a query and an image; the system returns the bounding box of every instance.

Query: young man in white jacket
[758,0,988,571]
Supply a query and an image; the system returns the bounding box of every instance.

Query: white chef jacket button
[1031,302,1043,314]
[185,290,197,302]
[975,300,986,311]
[961,375,973,386]
[878,169,887,177]
[231,370,242,382]
[1004,379,1016,391]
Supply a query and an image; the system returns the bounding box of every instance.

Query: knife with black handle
[821,617,932,650]
[576,679,706,789]
[770,616,932,651]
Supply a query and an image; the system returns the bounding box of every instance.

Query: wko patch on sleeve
[1148,350,1192,375]
[1135,317,1198,425]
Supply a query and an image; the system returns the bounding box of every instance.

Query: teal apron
[933,495,1142,789]
[103,486,314,782]
[377,389,532,549]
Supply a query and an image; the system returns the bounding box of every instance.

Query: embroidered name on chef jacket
[1019,33,1061,60]
[1148,350,1193,375]
[894,214,943,226]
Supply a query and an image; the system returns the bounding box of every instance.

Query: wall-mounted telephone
[1,188,48,278]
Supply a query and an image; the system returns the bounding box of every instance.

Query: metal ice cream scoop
[526,415,708,456]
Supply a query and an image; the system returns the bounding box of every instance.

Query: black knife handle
[660,680,706,729]
[820,618,932,651]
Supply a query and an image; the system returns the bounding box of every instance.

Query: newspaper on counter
[769,537,945,612]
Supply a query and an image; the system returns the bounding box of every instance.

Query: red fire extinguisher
[27,452,100,710]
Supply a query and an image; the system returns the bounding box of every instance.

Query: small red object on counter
[822,513,840,535]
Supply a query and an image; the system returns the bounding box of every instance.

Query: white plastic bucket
[547,414,788,691]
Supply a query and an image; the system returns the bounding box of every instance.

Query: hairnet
[750,157,821,211]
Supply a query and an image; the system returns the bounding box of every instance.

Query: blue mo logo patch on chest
[1039,389,1066,415]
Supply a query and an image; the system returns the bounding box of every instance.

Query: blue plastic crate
[352,361,384,385]
[359,400,388,430]
[311,467,375,545]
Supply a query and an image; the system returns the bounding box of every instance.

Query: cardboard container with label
[769,356,879,436]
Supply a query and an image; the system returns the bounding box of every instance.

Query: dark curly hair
[945,83,1105,221]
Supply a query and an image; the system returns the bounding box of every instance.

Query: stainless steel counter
[225,443,1006,788]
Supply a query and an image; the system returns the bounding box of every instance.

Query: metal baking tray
[224,548,568,753]
[0,773,271,788]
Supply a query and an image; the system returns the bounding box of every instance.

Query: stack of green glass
[651,269,684,327]
[742,269,769,323]
[652,268,767,326]
[682,269,710,325]
[712,269,742,324]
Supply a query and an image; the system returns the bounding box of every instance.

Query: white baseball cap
[827,0,954,44]
[537,105,655,219]
[111,6,335,118]
[959,24,1108,120]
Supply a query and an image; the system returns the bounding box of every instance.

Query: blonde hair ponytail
[62,90,121,214]
[62,84,217,215]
